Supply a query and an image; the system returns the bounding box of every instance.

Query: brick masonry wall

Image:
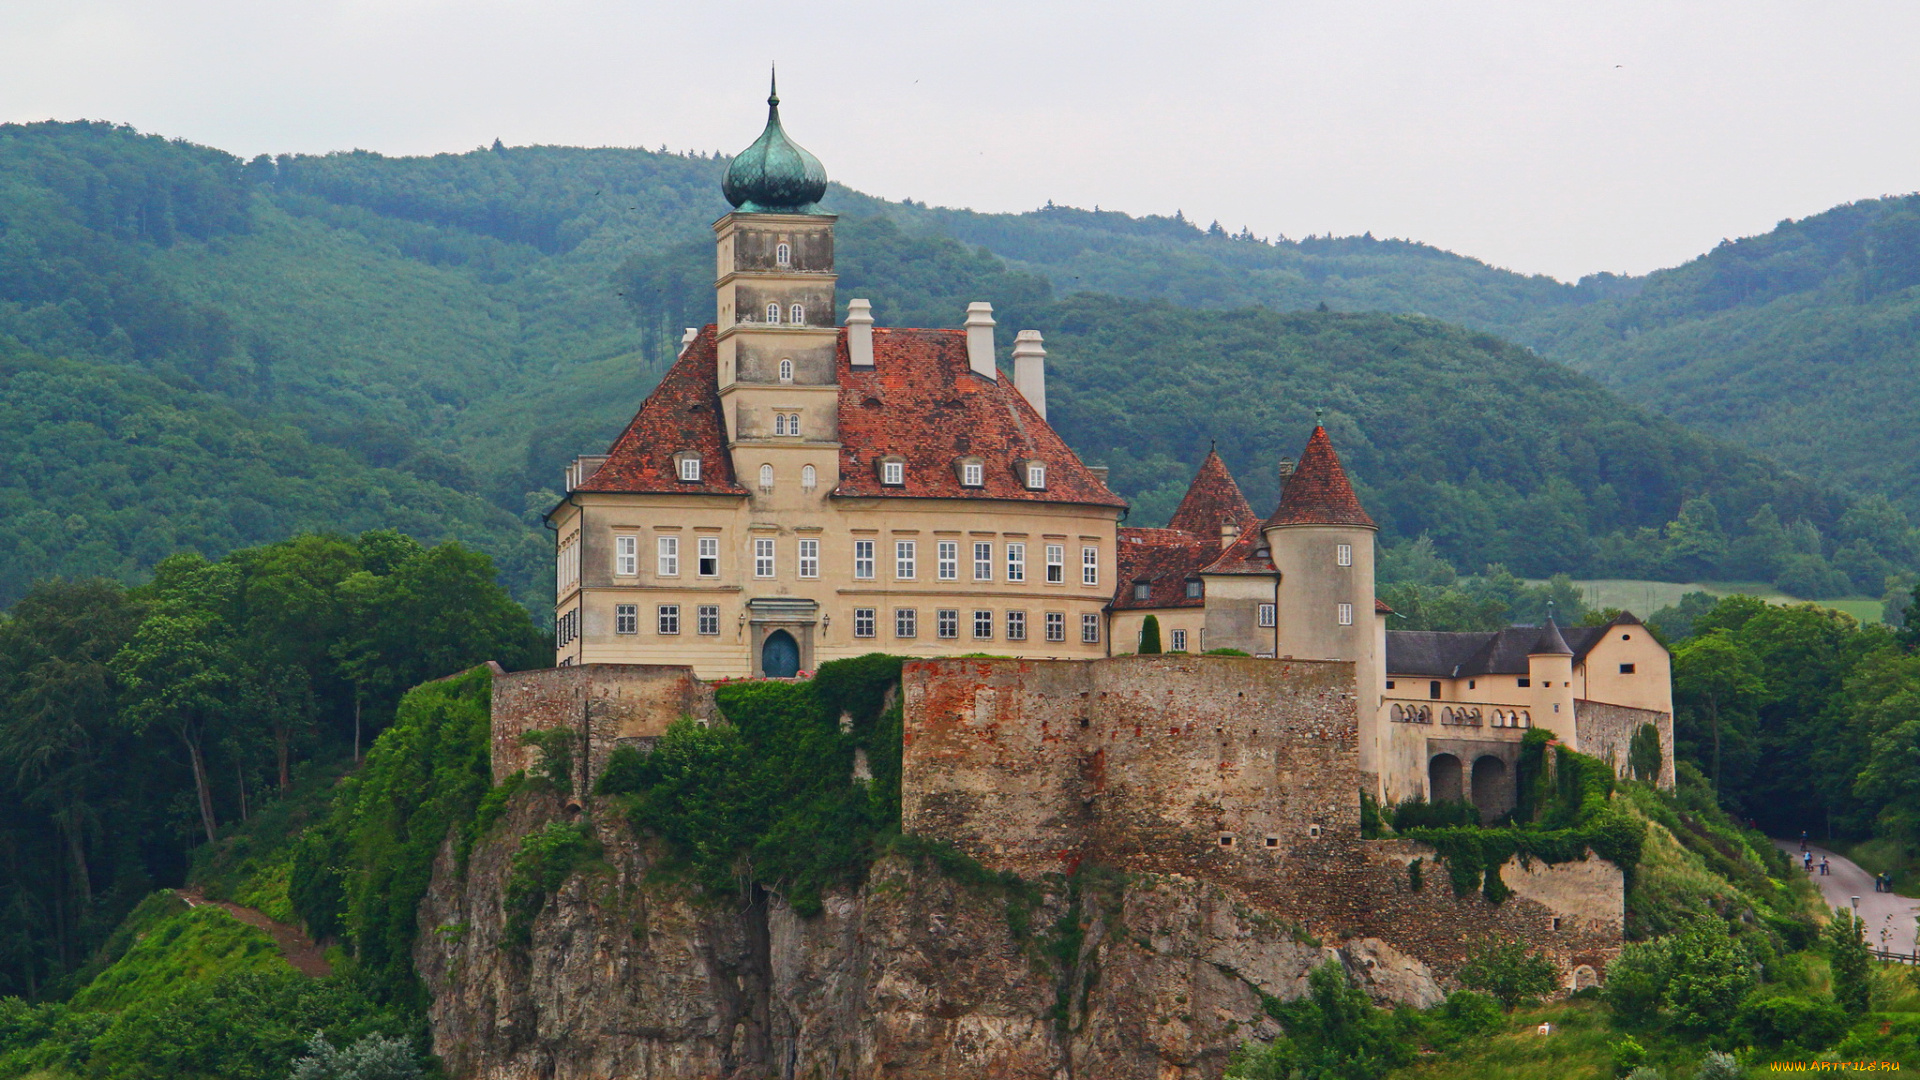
[491,664,718,796]
[902,655,1624,990]
[1576,699,1676,790]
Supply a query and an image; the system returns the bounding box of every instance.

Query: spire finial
[1314,406,1324,426]
[1546,599,1557,623]
[769,66,779,107]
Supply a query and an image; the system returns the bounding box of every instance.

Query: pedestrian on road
[1820,856,1830,876]
[1804,851,1813,872]
[1801,830,1810,851]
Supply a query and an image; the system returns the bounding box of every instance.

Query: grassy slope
[1534,579,1885,624]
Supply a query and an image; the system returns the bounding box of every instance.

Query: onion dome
[722,71,828,214]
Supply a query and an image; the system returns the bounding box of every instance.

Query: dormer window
[1185,579,1202,599]
[789,303,804,324]
[881,459,905,486]
[1020,460,1047,490]
[1133,581,1150,601]
[775,242,791,267]
[778,358,793,383]
[765,303,781,324]
[675,453,701,482]
[954,456,986,488]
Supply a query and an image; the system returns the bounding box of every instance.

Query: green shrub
[1630,723,1664,784]
[1610,1034,1649,1077]
[1428,990,1501,1050]
[1138,616,1163,654]
[517,728,575,790]
[1390,797,1481,831]
[1822,907,1872,1014]
[289,1033,422,1080]
[1204,647,1251,656]
[1693,1051,1745,1080]
[1663,917,1756,1038]
[503,822,598,949]
[1734,992,1848,1053]
[1455,937,1559,1012]
[1225,961,1414,1079]
[1601,937,1672,1026]
[71,906,286,1011]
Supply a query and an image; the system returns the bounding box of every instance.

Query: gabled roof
[1199,524,1276,576]
[1266,426,1374,529]
[1112,528,1215,610]
[1167,450,1259,538]
[1385,613,1654,677]
[832,328,1126,507]
[575,327,747,496]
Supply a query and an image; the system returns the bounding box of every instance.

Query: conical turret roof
[1265,426,1375,529]
[722,72,828,214]
[1168,449,1258,537]
[1530,617,1573,656]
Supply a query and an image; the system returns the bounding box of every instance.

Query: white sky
[3,0,1916,281]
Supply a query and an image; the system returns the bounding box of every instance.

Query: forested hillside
[1,120,1915,607]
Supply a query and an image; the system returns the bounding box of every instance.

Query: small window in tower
[1620,663,1636,674]
[778,358,793,383]
[790,303,804,324]
[759,464,774,492]
[763,303,779,324]
[1336,543,1353,567]
[1337,602,1353,626]
[801,464,817,491]
[775,242,791,267]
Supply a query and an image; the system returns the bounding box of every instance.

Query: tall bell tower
[713,73,840,476]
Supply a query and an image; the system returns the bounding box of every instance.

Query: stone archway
[1428,753,1463,803]
[761,629,800,678]
[1471,755,1512,821]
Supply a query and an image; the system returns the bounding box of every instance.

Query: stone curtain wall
[1575,699,1676,790]
[490,664,718,794]
[903,655,1624,992]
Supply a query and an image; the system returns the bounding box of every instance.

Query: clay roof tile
[1265,426,1374,529]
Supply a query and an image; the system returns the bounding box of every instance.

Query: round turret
[722,73,828,214]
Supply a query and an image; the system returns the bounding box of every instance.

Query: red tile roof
[1112,529,1216,610]
[1265,426,1375,529]
[576,327,747,496]
[1166,450,1258,538]
[1198,525,1276,576]
[833,328,1126,507]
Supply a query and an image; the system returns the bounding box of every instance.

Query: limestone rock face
[418,797,1447,1080]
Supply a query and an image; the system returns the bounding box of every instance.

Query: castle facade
[549,87,1673,808]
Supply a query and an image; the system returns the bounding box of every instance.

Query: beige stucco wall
[1109,608,1207,654]
[1200,573,1278,656]
[1574,629,1673,714]
[1269,523,1380,783]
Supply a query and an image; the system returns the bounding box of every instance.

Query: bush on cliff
[596,653,905,916]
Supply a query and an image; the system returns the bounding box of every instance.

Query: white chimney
[680,327,699,355]
[964,302,997,380]
[1012,329,1046,419]
[847,298,875,368]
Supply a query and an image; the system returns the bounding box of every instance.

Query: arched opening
[1428,753,1463,803]
[1572,964,1599,990]
[761,630,800,678]
[801,464,817,490]
[1471,755,1511,820]
[778,358,793,383]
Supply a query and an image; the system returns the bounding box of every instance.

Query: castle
[547,84,1674,814]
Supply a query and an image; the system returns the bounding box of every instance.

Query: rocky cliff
[418,791,1444,1080]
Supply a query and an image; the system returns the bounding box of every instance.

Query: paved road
[1773,840,1920,957]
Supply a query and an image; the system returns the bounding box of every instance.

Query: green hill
[0,120,1907,606]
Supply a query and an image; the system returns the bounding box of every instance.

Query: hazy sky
[5,0,1916,281]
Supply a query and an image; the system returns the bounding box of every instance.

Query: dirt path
[1772,841,1920,957]
[175,888,332,977]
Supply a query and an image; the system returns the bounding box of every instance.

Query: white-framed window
[1082,546,1099,586]
[1337,602,1354,626]
[853,608,876,638]
[1336,543,1353,567]
[754,538,775,578]
[1026,463,1046,489]
[895,539,916,579]
[1133,582,1150,601]
[778,358,793,382]
[962,461,984,487]
[801,464,817,490]
[1081,613,1101,644]
[657,604,680,635]
[1007,543,1026,582]
[759,463,774,491]
[973,541,993,581]
[1258,603,1276,628]
[798,538,819,578]
[882,460,904,486]
[656,535,678,576]
[1045,612,1065,642]
[697,605,720,635]
[854,539,875,579]
[698,536,719,576]
[1185,579,1202,599]
[1045,544,1065,584]
[973,610,993,639]
[937,609,959,638]
[1006,610,1027,641]
[789,303,804,324]
[937,540,958,580]
[615,604,638,634]
[555,607,576,647]
[895,608,917,638]
[557,532,580,594]
[678,456,701,481]
[1171,629,1188,651]
[766,302,781,324]
[614,534,637,576]
[774,412,800,436]
[775,241,791,267]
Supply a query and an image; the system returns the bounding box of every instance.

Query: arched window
[759,463,774,491]
[789,303,804,324]
[775,242,791,267]
[766,303,781,324]
[802,464,817,490]
[778,358,793,383]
